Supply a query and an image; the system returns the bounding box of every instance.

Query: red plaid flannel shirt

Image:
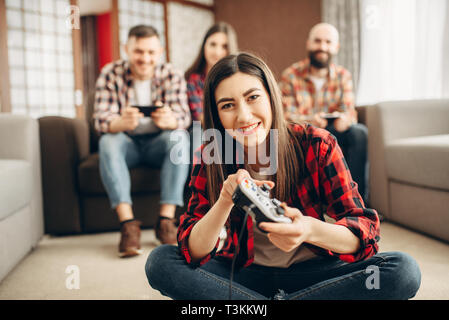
[178,124,380,268]
[93,60,191,133]
[186,72,206,122]
[279,58,357,123]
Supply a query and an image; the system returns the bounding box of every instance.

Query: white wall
[168,1,214,73]
[5,0,75,118]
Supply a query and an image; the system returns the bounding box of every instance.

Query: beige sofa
[367,99,449,242]
[0,114,44,282]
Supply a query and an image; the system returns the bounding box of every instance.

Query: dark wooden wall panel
[215,0,321,79]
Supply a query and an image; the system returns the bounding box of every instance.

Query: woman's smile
[215,72,272,148]
[237,121,261,135]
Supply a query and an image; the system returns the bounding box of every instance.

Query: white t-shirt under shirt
[248,169,317,268]
[129,79,160,135]
[309,75,326,114]
[309,75,326,93]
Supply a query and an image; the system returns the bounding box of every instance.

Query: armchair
[38,114,190,235]
[0,114,43,281]
[366,99,449,242]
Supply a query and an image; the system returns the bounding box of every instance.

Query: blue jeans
[326,123,368,202]
[98,130,190,209]
[145,245,421,300]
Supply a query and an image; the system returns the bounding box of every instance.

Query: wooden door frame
[70,0,85,119]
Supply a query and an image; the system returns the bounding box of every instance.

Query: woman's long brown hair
[202,53,306,206]
[185,22,238,80]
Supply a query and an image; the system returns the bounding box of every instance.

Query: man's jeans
[326,123,368,202]
[98,130,190,209]
[145,245,421,300]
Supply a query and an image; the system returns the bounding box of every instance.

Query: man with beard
[279,23,368,202]
[93,25,191,257]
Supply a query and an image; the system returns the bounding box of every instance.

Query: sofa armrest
[38,116,90,234]
[370,99,449,142]
[0,114,37,161]
[366,99,449,218]
[0,114,44,244]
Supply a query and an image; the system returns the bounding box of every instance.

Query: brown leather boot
[119,220,143,258]
[155,216,178,245]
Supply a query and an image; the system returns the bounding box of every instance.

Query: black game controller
[301,112,341,121]
[133,105,162,117]
[232,177,292,232]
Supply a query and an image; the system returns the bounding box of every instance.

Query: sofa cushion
[0,160,32,221]
[385,134,449,190]
[78,153,162,195]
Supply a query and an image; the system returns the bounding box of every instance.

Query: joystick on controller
[232,177,292,232]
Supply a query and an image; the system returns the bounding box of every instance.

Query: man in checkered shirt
[279,23,368,203]
[93,25,191,257]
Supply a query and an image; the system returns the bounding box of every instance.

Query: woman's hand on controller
[259,203,313,252]
[219,169,275,208]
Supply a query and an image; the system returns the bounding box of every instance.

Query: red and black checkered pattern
[186,72,206,122]
[177,124,380,268]
[93,60,191,133]
[279,58,357,123]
